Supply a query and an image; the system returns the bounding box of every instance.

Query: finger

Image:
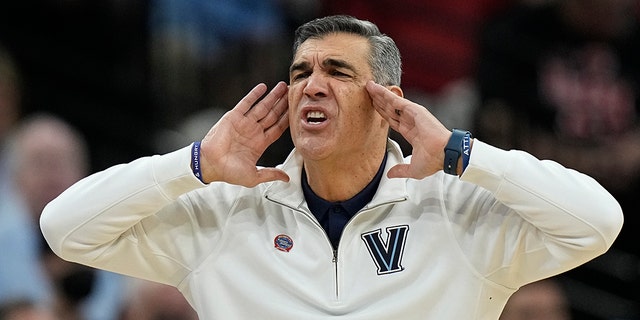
[254,168,290,185]
[377,102,403,122]
[366,81,403,121]
[258,83,289,129]
[264,104,290,143]
[235,83,268,115]
[247,82,288,121]
[386,164,411,179]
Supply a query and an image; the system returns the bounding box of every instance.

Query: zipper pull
[332,249,338,263]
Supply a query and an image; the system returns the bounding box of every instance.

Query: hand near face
[366,81,452,179]
[199,82,290,186]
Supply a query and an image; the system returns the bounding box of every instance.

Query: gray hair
[292,15,402,86]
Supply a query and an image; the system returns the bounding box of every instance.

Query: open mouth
[306,110,327,124]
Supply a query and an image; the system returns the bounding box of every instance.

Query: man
[4,114,124,320]
[0,44,50,309]
[40,15,623,319]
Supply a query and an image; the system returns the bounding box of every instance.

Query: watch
[443,129,471,175]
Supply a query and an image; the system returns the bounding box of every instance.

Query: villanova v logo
[361,225,409,275]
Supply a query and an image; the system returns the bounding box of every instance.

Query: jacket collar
[264,139,408,212]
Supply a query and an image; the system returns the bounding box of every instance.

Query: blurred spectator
[3,114,125,320]
[0,1,154,173]
[0,160,53,309]
[119,279,198,320]
[0,299,57,320]
[500,278,571,320]
[0,44,52,310]
[476,0,640,252]
[8,113,93,320]
[8,114,88,225]
[476,1,640,318]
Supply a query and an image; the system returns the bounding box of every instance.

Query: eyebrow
[289,61,310,74]
[324,58,356,72]
[289,58,357,75]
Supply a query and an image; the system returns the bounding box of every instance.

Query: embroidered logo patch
[361,225,409,275]
[274,234,294,252]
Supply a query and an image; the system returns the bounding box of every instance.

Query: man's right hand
[199,82,290,186]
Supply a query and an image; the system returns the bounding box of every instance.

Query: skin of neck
[302,137,388,202]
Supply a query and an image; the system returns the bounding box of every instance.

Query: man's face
[288,32,388,162]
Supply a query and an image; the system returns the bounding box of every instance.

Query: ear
[386,85,404,98]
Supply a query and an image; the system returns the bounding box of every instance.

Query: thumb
[254,168,290,185]
[386,164,410,179]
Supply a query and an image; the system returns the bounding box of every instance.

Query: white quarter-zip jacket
[40,139,623,319]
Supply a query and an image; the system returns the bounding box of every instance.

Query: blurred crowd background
[0,0,638,319]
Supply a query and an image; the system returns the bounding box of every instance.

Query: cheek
[341,106,372,135]
[288,84,306,107]
[347,102,388,138]
[287,90,300,123]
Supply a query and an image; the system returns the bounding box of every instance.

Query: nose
[302,72,328,99]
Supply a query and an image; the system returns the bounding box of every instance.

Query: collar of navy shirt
[302,153,388,249]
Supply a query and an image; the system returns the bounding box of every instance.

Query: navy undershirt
[302,153,388,249]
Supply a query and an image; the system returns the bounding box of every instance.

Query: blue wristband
[443,129,471,175]
[191,141,205,183]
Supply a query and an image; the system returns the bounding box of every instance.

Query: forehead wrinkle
[290,35,370,76]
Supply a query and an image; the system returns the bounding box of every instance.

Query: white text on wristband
[191,141,204,183]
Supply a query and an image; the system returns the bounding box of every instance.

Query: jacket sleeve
[40,145,209,286]
[457,139,623,287]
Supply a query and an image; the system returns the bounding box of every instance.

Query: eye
[292,71,311,81]
[331,70,349,77]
